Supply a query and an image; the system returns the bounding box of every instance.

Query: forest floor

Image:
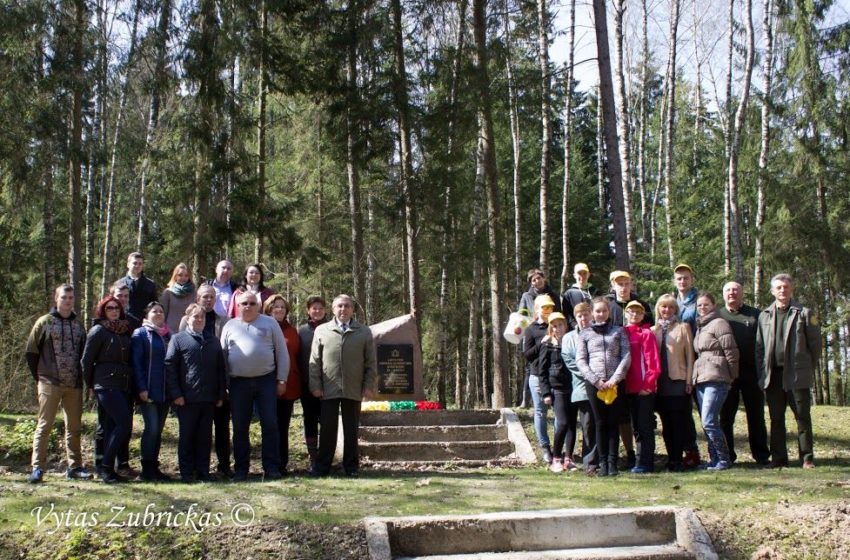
[0,405,849,559]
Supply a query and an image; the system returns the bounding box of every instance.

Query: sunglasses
[240,301,257,307]
[104,306,121,311]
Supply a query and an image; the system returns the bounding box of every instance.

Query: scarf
[143,319,170,338]
[101,319,130,335]
[168,281,195,297]
[308,319,326,330]
[590,321,610,334]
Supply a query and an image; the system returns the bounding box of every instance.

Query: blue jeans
[229,373,280,475]
[139,401,170,462]
[696,382,731,465]
[529,374,558,450]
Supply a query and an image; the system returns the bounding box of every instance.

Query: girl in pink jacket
[624,301,661,473]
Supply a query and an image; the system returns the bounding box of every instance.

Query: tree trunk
[504,0,522,297]
[637,0,650,249]
[728,0,754,284]
[66,0,87,313]
[662,0,680,269]
[537,0,552,275]
[722,0,734,277]
[691,0,703,192]
[753,0,775,305]
[592,0,630,270]
[613,0,636,261]
[254,0,268,263]
[559,0,576,292]
[472,0,509,408]
[390,0,421,325]
[346,0,367,317]
[596,90,605,223]
[100,0,141,297]
[137,0,171,250]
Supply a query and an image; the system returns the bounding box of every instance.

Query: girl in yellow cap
[536,312,576,473]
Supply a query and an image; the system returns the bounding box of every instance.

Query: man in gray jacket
[756,273,821,469]
[309,294,377,477]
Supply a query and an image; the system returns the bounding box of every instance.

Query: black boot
[608,457,619,477]
[140,460,157,482]
[154,460,172,481]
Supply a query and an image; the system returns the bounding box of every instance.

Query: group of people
[521,263,821,475]
[26,252,377,484]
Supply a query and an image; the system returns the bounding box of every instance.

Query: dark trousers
[684,393,699,453]
[95,393,132,469]
[657,394,691,467]
[586,380,624,466]
[315,398,361,475]
[213,399,231,471]
[95,389,132,473]
[276,398,296,471]
[629,393,656,470]
[720,372,770,463]
[230,373,280,475]
[300,391,322,440]
[575,400,597,468]
[765,371,814,463]
[176,402,214,480]
[550,390,576,460]
[139,401,169,463]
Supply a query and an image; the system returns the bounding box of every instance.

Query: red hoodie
[624,324,661,394]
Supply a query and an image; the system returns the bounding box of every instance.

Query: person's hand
[363,388,376,400]
[543,395,553,406]
[312,389,323,398]
[215,400,223,408]
[174,397,185,406]
[595,381,606,391]
[686,384,693,395]
[602,379,615,390]
[638,389,650,396]
[138,391,149,402]
[276,382,287,398]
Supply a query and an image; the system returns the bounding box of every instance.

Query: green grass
[1,404,849,559]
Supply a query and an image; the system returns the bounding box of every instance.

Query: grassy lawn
[1,405,849,559]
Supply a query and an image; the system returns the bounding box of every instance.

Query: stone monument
[369,314,425,401]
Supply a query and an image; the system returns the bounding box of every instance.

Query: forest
[0,0,849,411]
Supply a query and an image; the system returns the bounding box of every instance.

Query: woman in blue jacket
[131,301,172,481]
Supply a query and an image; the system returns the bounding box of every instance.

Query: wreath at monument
[361,400,444,412]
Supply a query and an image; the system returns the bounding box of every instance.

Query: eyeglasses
[104,306,121,311]
[240,301,257,307]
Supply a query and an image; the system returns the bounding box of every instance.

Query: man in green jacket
[756,273,821,469]
[309,294,377,477]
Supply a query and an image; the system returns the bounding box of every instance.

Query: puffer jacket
[81,322,133,391]
[536,342,572,399]
[693,311,739,385]
[576,322,631,386]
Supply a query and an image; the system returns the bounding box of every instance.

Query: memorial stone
[369,314,425,401]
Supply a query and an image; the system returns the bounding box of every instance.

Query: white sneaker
[549,458,564,473]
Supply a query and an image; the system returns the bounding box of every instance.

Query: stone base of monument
[343,408,536,467]
[364,507,717,559]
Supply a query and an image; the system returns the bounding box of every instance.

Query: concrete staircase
[356,409,536,467]
[365,507,718,560]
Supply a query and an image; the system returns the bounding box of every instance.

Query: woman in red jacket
[624,300,661,473]
[265,294,301,475]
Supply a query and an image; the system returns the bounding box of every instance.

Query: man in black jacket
[718,281,770,465]
[120,252,157,319]
[561,263,599,329]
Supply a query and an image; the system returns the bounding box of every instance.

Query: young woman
[651,294,695,472]
[562,302,597,472]
[227,264,274,318]
[131,301,172,481]
[624,301,661,474]
[81,296,133,483]
[693,292,739,471]
[165,304,227,482]
[297,296,327,469]
[537,312,576,473]
[265,294,302,475]
[160,262,196,333]
[522,294,559,464]
[576,297,631,476]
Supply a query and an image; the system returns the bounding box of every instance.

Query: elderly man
[309,294,377,477]
[561,263,599,330]
[120,252,157,319]
[718,282,770,465]
[26,284,93,483]
[220,291,289,481]
[207,259,238,318]
[756,273,821,469]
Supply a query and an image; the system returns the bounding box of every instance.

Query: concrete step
[360,410,502,427]
[395,543,694,559]
[365,507,718,560]
[360,440,516,462]
[359,424,505,443]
